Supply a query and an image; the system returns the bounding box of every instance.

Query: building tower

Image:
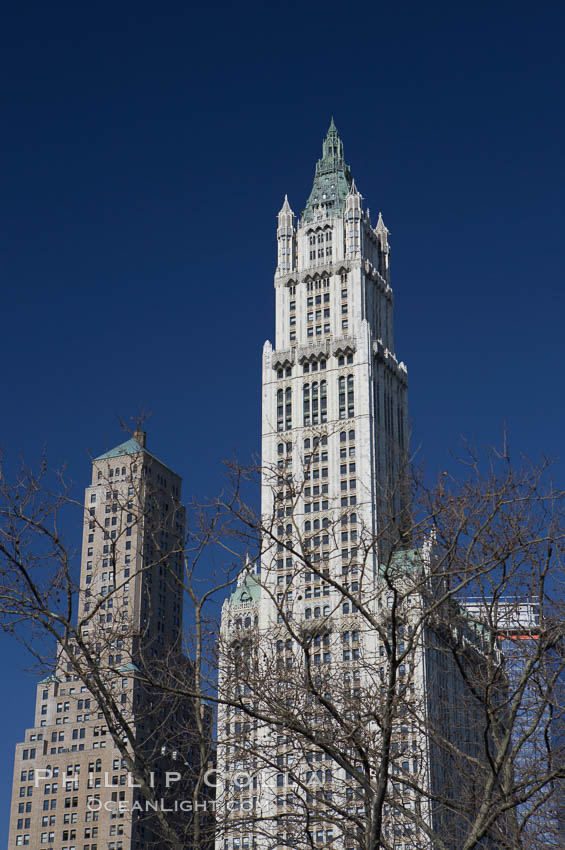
[217,123,419,850]
[7,432,197,850]
[267,117,408,560]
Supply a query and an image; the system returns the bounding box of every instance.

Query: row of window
[277,378,354,431]
[305,307,330,323]
[284,274,346,299]
[303,381,327,426]
[290,322,351,343]
[278,354,353,381]
[89,486,134,504]
[308,233,332,244]
[306,278,331,292]
[309,247,332,260]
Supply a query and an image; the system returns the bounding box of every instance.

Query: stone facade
[215,124,497,850]
[216,124,414,850]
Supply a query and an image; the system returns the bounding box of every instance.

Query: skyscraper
[214,122,522,850]
[7,432,200,850]
[215,124,433,850]
[269,117,408,541]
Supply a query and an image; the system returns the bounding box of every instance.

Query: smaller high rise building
[7,432,200,850]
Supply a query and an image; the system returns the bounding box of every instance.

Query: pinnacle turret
[375,210,388,234]
[348,179,361,197]
[278,194,294,218]
[276,194,296,275]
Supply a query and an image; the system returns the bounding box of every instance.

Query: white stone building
[215,123,500,850]
[217,124,413,849]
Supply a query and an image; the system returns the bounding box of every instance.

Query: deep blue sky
[1,0,563,836]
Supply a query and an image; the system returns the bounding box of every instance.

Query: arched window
[304,380,327,425]
[277,389,284,432]
[347,375,354,417]
[285,387,292,431]
[303,383,310,426]
[320,380,327,422]
[339,375,354,419]
[338,377,345,419]
[311,382,319,424]
[305,608,312,620]
[314,607,321,619]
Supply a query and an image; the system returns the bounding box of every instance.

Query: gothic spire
[301,120,353,223]
[321,117,344,163]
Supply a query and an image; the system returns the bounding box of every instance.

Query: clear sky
[1,0,563,837]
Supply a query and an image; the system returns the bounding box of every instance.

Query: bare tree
[0,442,220,850]
[1,438,564,850]
[212,440,565,850]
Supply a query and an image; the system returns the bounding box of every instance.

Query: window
[338,376,346,418]
[343,375,354,418]
[277,388,292,432]
[285,387,292,430]
[302,383,309,425]
[302,381,327,426]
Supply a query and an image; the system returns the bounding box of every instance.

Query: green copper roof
[94,437,174,474]
[230,574,261,606]
[38,673,59,685]
[117,662,139,673]
[378,548,423,578]
[95,437,146,461]
[302,119,353,223]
